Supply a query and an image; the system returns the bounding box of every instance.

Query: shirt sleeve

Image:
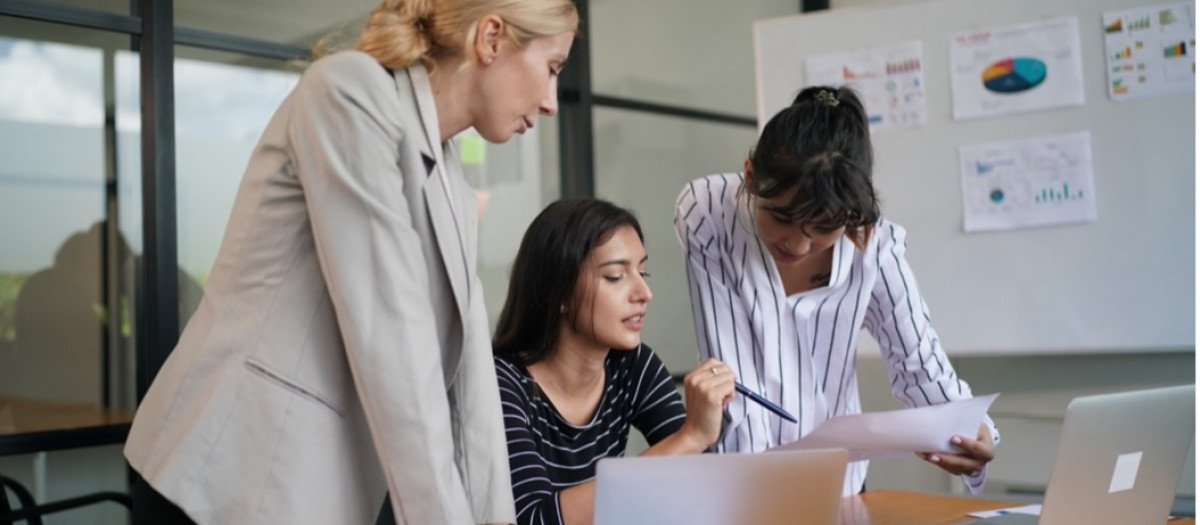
[495,360,565,525]
[862,221,1000,493]
[674,179,757,382]
[628,345,686,445]
[675,178,775,453]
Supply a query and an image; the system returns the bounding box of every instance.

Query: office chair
[0,474,130,525]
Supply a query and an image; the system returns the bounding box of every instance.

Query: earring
[559,305,566,314]
[485,57,493,65]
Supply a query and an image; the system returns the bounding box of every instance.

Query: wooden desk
[841,490,1192,525]
[0,397,133,455]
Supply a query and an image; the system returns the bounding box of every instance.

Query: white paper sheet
[804,40,928,131]
[770,394,999,461]
[958,131,1097,233]
[1102,2,1195,101]
[950,17,1084,120]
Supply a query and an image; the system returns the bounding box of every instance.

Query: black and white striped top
[495,344,685,525]
[674,173,998,495]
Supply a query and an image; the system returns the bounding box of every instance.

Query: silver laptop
[974,384,1195,525]
[593,448,848,525]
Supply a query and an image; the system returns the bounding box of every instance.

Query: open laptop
[973,384,1195,525]
[593,448,848,525]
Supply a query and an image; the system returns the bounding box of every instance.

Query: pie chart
[981,57,1047,94]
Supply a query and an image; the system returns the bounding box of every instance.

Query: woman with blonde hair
[125,1,578,523]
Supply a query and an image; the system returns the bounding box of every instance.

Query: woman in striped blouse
[674,86,998,496]
[494,198,735,525]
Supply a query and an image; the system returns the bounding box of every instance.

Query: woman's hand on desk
[916,423,995,476]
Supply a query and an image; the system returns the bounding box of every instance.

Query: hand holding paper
[770,394,999,462]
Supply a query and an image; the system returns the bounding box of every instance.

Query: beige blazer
[125,51,515,525]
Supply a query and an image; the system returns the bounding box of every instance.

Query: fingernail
[951,436,962,445]
[929,455,940,463]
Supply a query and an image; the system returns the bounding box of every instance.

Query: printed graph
[981,57,1048,94]
[886,59,921,75]
[1103,2,1194,100]
[1159,9,1179,25]
[841,65,876,81]
[1164,41,1187,58]
[1034,182,1086,203]
[959,131,1096,232]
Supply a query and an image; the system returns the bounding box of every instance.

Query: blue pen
[734,382,798,423]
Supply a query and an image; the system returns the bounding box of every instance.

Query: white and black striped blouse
[674,173,998,495]
[495,344,686,525]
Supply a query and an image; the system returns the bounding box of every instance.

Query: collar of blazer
[396,65,474,334]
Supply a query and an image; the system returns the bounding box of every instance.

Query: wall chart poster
[804,40,928,131]
[949,17,1085,120]
[959,131,1097,233]
[1102,2,1195,101]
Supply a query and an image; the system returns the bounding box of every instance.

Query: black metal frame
[0,0,139,33]
[555,0,594,198]
[0,473,131,524]
[0,0,308,61]
[0,425,132,457]
[802,0,830,12]
[134,0,179,403]
[592,94,757,127]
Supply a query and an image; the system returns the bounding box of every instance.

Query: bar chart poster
[1103,2,1195,101]
[804,40,927,132]
[949,17,1085,121]
[958,131,1097,233]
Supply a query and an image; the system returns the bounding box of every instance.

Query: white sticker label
[1108,451,1142,493]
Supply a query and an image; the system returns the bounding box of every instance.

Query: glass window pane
[114,47,301,359]
[590,0,798,117]
[175,59,299,284]
[0,36,108,405]
[593,107,757,374]
[0,19,133,525]
[174,1,379,49]
[461,116,562,328]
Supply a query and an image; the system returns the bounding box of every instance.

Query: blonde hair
[341,0,578,71]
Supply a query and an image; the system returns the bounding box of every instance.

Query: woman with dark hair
[674,85,998,496]
[494,198,734,525]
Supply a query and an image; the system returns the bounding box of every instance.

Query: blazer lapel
[399,66,471,325]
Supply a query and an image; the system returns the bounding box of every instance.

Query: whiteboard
[753,0,1194,355]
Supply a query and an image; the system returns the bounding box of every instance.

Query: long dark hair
[493,198,643,366]
[747,85,880,248]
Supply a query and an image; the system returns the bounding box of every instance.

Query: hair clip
[815,90,839,107]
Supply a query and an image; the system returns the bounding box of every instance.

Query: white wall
[827,0,1197,499]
